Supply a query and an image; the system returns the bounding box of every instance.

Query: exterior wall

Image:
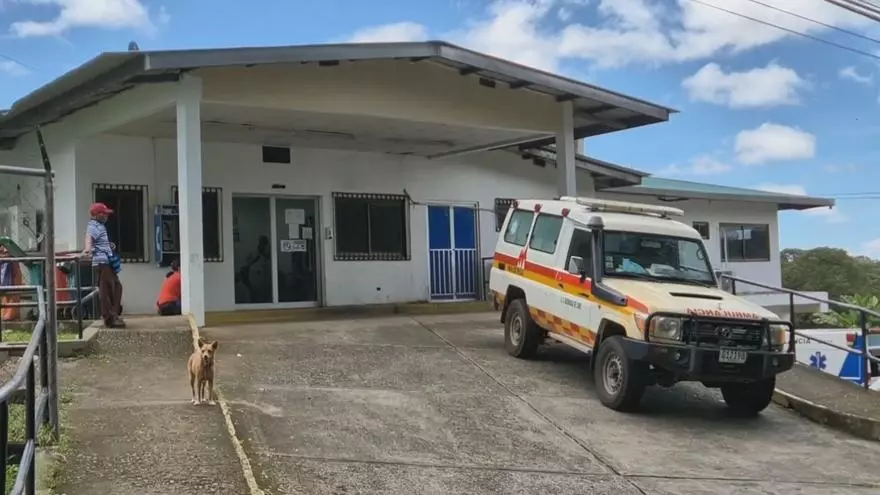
[595,192,783,291]
[0,131,78,252]
[71,134,597,314]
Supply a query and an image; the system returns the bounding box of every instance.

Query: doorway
[232,195,321,307]
[427,204,478,301]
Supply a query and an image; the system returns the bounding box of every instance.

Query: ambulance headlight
[649,316,684,341]
[764,324,788,350]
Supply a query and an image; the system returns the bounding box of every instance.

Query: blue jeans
[157,300,181,316]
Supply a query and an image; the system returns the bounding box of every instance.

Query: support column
[176,74,206,327]
[556,100,576,197]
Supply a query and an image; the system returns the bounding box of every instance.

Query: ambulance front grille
[687,322,764,349]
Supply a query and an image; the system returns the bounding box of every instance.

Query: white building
[0,42,833,326]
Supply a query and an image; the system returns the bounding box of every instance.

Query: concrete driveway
[202,312,880,494]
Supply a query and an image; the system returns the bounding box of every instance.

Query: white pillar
[556,101,576,197]
[176,74,206,327]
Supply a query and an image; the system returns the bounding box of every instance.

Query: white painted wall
[596,192,783,292]
[0,131,77,252]
[70,134,597,314]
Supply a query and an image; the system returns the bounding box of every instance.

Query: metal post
[860,310,870,390]
[36,128,59,438]
[25,363,35,495]
[75,261,83,339]
[730,279,737,295]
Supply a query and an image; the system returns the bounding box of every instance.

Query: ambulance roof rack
[558,196,684,218]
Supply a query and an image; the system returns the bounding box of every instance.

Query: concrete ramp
[56,316,250,494]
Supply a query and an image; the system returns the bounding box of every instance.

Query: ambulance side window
[503,210,535,246]
[528,214,564,254]
[566,228,593,276]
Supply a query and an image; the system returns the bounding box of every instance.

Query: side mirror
[568,256,588,283]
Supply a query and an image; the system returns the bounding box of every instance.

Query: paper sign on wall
[285,208,305,225]
[301,227,313,240]
[288,224,300,239]
[280,239,307,252]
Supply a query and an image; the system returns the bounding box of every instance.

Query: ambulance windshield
[603,231,715,286]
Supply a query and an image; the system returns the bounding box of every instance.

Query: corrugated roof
[0,41,676,149]
[608,176,835,211]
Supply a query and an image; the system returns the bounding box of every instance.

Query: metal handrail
[0,285,51,494]
[721,274,880,389]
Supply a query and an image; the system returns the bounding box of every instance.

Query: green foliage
[811,294,880,328]
[782,247,880,328]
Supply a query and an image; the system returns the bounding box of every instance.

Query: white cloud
[9,0,154,38]
[839,66,873,86]
[449,0,563,72]
[556,0,872,69]
[345,1,874,73]
[734,123,816,165]
[755,183,848,223]
[682,62,805,108]
[824,163,858,173]
[658,155,732,176]
[0,60,30,76]
[349,21,429,43]
[861,239,880,258]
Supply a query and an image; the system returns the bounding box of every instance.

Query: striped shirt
[86,219,113,266]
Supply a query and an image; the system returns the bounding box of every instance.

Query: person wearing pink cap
[81,202,125,328]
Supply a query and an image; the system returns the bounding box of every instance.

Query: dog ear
[210,340,218,350]
[198,337,207,347]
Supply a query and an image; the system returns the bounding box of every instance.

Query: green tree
[781,247,872,301]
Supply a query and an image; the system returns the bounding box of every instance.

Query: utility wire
[685,0,880,62]
[743,0,880,45]
[0,53,34,72]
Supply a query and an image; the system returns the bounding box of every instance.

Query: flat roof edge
[613,186,836,209]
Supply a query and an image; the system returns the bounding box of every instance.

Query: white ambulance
[489,197,794,415]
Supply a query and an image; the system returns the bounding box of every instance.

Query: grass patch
[4,392,73,494]
[1,331,79,344]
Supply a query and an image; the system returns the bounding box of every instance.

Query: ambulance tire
[720,377,775,417]
[504,299,542,359]
[594,336,648,412]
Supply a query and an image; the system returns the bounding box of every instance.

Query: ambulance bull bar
[643,311,795,353]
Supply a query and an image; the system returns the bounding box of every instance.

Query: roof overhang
[608,182,836,211]
[510,146,648,188]
[0,41,676,149]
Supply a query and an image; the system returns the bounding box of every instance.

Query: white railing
[429,248,478,300]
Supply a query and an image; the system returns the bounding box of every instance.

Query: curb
[203,301,494,327]
[772,389,880,442]
[0,324,99,359]
[186,316,265,494]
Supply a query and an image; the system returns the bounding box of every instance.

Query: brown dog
[188,337,218,406]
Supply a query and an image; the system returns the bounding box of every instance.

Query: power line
[743,0,880,45]
[684,0,880,62]
[0,53,34,72]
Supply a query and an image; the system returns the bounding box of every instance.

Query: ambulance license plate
[718,349,748,364]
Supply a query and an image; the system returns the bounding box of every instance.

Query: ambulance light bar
[559,196,684,218]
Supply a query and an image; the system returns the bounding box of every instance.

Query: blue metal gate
[428,205,478,300]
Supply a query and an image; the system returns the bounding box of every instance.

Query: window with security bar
[333,192,409,261]
[93,183,148,262]
[171,186,224,262]
[494,198,514,232]
[720,223,771,262]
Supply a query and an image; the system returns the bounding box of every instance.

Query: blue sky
[0,0,879,255]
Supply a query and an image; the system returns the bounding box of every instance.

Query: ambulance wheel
[504,299,542,359]
[721,377,775,416]
[594,336,647,412]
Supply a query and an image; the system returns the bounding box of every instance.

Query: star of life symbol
[808,351,827,371]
